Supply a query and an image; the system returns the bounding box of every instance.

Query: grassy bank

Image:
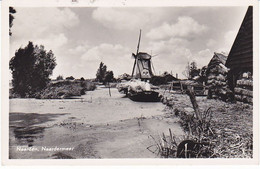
[9,79,96,99]
[159,91,253,158]
[35,80,96,99]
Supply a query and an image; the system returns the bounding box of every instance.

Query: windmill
[131,30,154,80]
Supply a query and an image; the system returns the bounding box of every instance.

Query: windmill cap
[136,52,151,60]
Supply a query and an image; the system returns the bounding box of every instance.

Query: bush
[56,75,63,80]
[80,77,85,81]
[36,80,96,99]
[66,76,75,80]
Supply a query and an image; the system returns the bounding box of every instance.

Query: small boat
[128,90,160,102]
[117,79,161,102]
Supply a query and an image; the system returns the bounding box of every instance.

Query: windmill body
[132,52,153,80]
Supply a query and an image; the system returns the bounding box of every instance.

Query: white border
[1,0,259,166]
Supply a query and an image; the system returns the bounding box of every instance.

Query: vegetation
[96,62,114,84]
[35,80,96,99]
[9,41,56,98]
[66,76,75,80]
[151,88,214,158]
[56,75,64,80]
[157,88,253,158]
[80,77,85,81]
[189,61,200,79]
[182,61,206,81]
[9,7,16,36]
[104,71,114,83]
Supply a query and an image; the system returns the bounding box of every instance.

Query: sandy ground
[9,87,185,159]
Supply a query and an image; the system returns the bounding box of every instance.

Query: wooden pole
[186,86,202,122]
[108,82,111,97]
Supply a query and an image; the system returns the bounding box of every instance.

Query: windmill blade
[132,30,142,77]
[151,58,156,76]
[131,53,136,59]
[132,53,136,77]
[151,53,159,58]
[136,29,142,54]
[131,60,137,77]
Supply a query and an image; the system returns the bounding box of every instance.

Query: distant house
[226,6,253,91]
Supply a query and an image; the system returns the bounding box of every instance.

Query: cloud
[68,44,89,55]
[79,43,132,77]
[192,49,213,67]
[223,30,237,52]
[12,8,79,39]
[10,7,79,57]
[147,38,189,56]
[211,30,237,55]
[143,38,193,77]
[92,8,167,31]
[206,39,217,47]
[146,16,208,40]
[10,33,68,58]
[81,43,129,61]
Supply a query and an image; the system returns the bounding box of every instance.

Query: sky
[10,6,248,79]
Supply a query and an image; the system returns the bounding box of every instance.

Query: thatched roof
[214,52,228,65]
[207,52,227,69]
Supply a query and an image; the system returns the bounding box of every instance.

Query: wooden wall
[226,6,253,90]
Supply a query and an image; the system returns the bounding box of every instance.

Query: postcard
[1,0,259,165]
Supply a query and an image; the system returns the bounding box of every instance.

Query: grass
[35,80,96,99]
[147,129,178,158]
[151,89,253,158]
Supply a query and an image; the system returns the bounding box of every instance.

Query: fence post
[186,86,202,122]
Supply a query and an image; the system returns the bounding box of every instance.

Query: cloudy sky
[10,6,248,79]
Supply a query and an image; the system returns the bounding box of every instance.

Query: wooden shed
[226,6,253,91]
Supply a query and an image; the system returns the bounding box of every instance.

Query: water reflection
[9,113,67,146]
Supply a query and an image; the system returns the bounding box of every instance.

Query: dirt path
[9,87,185,159]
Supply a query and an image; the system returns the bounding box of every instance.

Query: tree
[189,61,200,79]
[182,62,190,79]
[104,71,114,84]
[80,77,85,81]
[182,61,201,79]
[9,7,16,36]
[96,62,107,83]
[9,41,56,97]
[56,75,63,80]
